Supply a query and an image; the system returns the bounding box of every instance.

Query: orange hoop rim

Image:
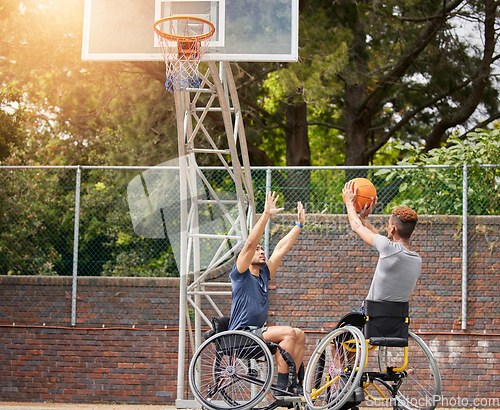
[153,16,216,42]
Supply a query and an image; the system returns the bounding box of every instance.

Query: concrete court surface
[0,405,488,410]
[0,404,179,410]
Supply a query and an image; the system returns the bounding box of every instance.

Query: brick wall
[0,277,184,404]
[0,215,498,405]
[0,326,180,404]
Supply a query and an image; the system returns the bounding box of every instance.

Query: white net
[154,17,215,92]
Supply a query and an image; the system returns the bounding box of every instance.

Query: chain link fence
[0,164,499,328]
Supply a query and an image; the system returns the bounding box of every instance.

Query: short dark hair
[391,206,418,239]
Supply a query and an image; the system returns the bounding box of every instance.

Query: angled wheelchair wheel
[378,332,442,410]
[189,330,274,410]
[304,325,367,410]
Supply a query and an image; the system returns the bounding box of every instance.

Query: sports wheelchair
[188,316,304,410]
[303,300,442,410]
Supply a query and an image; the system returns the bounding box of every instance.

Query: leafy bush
[376,128,500,215]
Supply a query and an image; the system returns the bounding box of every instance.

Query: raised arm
[359,202,379,235]
[342,180,377,246]
[267,201,305,278]
[236,191,284,273]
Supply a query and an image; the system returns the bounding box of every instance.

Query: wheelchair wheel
[378,332,442,410]
[189,330,274,410]
[304,325,367,410]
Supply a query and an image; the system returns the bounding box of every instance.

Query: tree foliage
[376,127,500,215]
[0,0,180,276]
[1,0,177,167]
[0,85,26,160]
[241,0,499,166]
[1,0,499,275]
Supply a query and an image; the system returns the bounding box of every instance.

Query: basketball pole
[173,61,255,407]
[173,89,189,407]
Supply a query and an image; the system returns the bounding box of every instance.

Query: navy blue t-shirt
[228,263,271,330]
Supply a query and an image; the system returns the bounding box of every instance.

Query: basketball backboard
[82,0,298,62]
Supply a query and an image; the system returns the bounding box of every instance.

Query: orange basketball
[343,178,377,212]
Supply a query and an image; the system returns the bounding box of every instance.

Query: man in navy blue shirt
[228,191,306,392]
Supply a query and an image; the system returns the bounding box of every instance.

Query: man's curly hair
[391,206,418,239]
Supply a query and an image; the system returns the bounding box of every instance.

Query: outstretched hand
[264,191,285,216]
[360,196,377,218]
[342,180,357,207]
[297,201,305,225]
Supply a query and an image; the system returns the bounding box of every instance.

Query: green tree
[0,85,26,160]
[0,0,180,275]
[240,0,499,167]
[0,168,75,275]
[0,0,177,167]
[376,127,500,215]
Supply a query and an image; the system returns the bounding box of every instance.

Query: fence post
[264,167,272,260]
[71,166,82,326]
[462,164,468,331]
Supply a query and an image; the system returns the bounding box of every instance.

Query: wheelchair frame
[303,324,442,410]
[189,329,303,410]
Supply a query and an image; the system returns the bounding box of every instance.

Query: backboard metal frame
[82,0,298,62]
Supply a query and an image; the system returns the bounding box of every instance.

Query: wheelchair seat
[205,316,278,356]
[364,299,409,347]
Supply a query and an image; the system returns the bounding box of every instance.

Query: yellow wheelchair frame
[304,323,441,410]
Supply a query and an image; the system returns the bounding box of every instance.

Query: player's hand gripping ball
[342,178,377,212]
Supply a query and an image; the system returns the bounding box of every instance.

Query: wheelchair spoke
[236,372,267,387]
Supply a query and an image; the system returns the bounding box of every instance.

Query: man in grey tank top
[342,180,422,304]
[332,182,421,404]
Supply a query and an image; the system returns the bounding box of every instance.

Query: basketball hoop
[153,16,215,92]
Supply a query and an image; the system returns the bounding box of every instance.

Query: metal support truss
[174,61,255,406]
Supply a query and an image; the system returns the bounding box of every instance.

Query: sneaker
[276,372,289,391]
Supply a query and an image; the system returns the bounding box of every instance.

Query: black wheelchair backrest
[204,316,230,340]
[212,316,230,333]
[364,299,409,347]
